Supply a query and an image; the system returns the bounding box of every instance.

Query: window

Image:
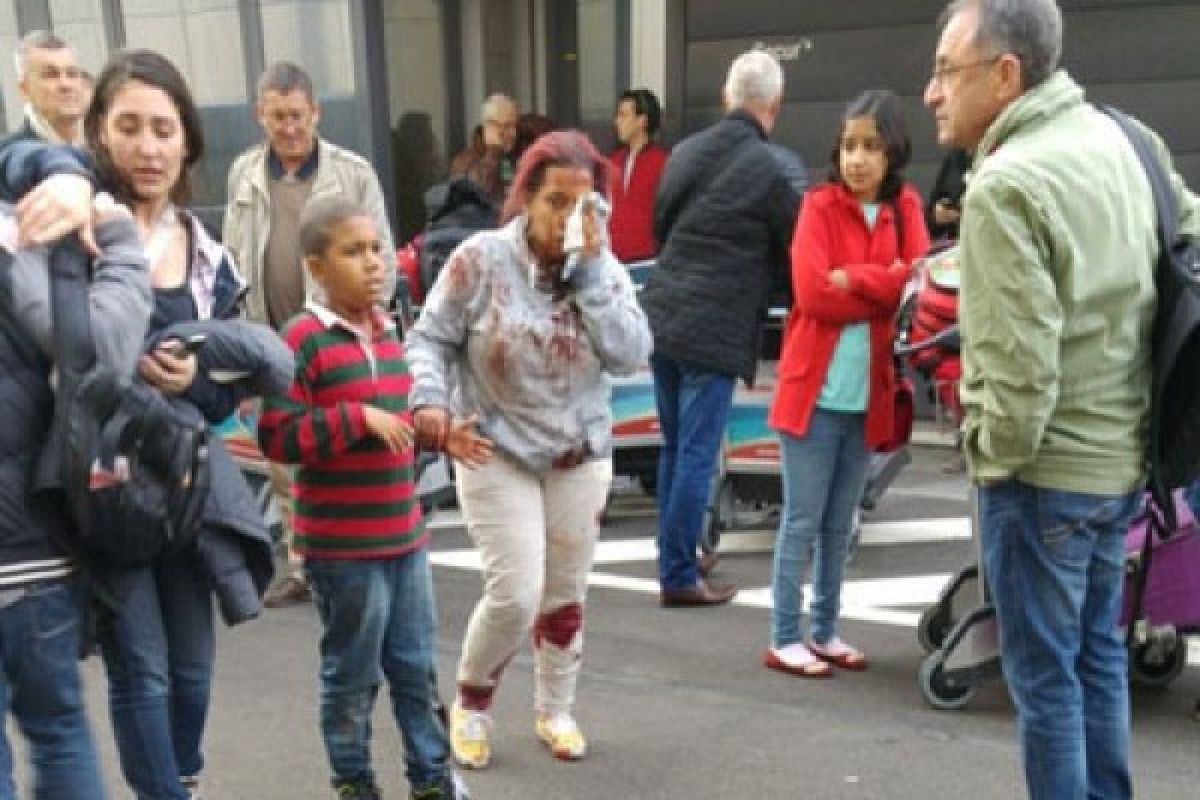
[260,0,365,169]
[121,0,256,221]
[577,0,620,149]
[382,0,451,243]
[49,0,109,80]
[0,3,19,136]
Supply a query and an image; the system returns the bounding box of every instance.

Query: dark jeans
[305,550,450,791]
[0,579,105,800]
[651,354,735,590]
[979,480,1142,800]
[98,550,214,800]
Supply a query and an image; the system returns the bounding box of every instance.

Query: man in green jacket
[926,1,1199,798]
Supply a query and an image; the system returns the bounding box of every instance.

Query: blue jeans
[0,579,104,800]
[652,354,735,590]
[305,550,449,791]
[979,480,1142,800]
[771,409,868,647]
[99,550,214,800]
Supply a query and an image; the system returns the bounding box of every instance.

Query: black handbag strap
[45,235,99,388]
[1100,107,1180,261]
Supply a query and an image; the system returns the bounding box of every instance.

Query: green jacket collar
[972,70,1085,172]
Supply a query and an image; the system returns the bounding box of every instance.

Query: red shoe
[762,644,833,678]
[808,637,868,671]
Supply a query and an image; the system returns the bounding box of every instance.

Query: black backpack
[1103,108,1200,528]
[419,177,497,294]
[35,237,211,568]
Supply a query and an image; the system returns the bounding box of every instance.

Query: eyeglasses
[484,118,517,131]
[929,56,1001,87]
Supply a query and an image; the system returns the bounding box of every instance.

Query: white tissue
[561,191,610,282]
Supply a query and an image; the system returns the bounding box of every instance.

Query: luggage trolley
[610,260,665,495]
[915,489,1200,710]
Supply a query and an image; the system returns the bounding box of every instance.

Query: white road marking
[429,525,1200,667]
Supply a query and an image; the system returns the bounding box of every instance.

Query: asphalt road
[13,445,1200,798]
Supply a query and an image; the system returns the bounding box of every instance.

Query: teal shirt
[816,202,878,412]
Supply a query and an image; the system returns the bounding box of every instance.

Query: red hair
[501,129,610,224]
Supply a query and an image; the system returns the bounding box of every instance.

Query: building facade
[2,1,1195,241]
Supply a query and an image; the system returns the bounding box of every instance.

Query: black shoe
[660,580,737,607]
[335,782,381,799]
[411,770,470,800]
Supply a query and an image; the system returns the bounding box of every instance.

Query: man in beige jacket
[225,61,396,606]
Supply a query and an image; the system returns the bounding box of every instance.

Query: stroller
[905,249,1199,709]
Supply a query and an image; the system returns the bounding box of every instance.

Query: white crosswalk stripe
[428,517,1200,667]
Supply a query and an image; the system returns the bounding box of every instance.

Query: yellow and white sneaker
[535,712,587,761]
[450,703,493,769]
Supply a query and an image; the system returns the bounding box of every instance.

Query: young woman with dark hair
[765,89,930,679]
[85,49,248,800]
[408,130,651,769]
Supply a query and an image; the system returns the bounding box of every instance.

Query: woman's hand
[933,201,960,228]
[413,406,451,452]
[581,204,603,261]
[444,415,494,468]
[829,268,850,290]
[139,345,197,395]
[363,405,414,452]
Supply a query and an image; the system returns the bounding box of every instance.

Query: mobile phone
[162,333,207,357]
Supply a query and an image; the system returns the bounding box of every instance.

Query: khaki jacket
[223,138,397,326]
[959,71,1200,494]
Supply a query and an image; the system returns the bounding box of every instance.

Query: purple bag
[1120,492,1200,628]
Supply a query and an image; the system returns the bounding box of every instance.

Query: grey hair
[481,92,516,121]
[257,61,314,102]
[940,0,1063,89]
[723,50,784,109]
[14,30,70,81]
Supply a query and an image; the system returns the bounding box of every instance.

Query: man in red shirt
[609,89,668,264]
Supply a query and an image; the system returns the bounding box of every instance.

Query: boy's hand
[363,405,414,452]
[445,415,494,469]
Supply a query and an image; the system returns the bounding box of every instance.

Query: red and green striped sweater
[258,305,427,560]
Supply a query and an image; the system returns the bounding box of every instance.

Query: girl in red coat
[764,90,929,678]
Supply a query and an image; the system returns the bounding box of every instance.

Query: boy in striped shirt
[259,198,491,800]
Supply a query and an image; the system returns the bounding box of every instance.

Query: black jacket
[640,112,801,384]
[0,217,151,586]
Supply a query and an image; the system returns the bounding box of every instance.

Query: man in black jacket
[640,50,801,607]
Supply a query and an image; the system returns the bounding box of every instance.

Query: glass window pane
[261,0,355,96]
[260,0,363,157]
[49,0,109,79]
[383,0,449,242]
[578,0,619,150]
[122,0,247,106]
[121,0,257,224]
[0,3,19,136]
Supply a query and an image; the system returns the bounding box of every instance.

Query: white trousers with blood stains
[454,455,612,716]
